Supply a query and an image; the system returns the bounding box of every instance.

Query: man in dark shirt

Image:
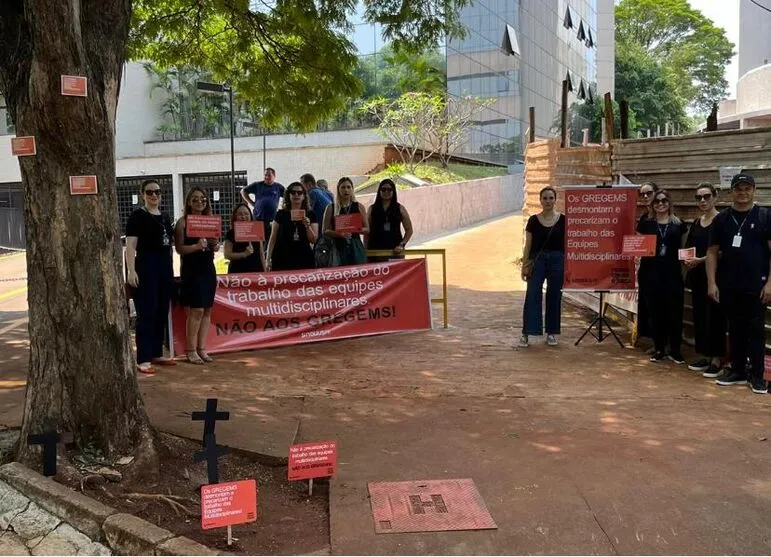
[240,167,285,241]
[301,173,333,224]
[707,173,770,394]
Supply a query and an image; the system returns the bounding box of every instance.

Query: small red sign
[61,75,88,97]
[69,175,98,196]
[291,209,305,222]
[678,247,696,261]
[11,136,36,157]
[622,235,656,257]
[187,214,222,238]
[335,213,363,233]
[234,221,264,243]
[288,441,338,481]
[201,479,257,530]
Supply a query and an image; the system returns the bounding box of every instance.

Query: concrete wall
[357,173,523,244]
[739,0,771,78]
[597,0,616,98]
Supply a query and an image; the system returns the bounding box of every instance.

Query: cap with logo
[730,173,756,188]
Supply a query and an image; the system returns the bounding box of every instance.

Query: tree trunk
[0,0,155,460]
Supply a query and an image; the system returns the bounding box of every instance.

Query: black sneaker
[750,376,768,394]
[649,351,667,362]
[716,371,748,386]
[668,353,686,365]
[688,358,710,372]
[702,363,723,378]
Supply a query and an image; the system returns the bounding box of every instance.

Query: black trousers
[689,270,726,358]
[723,290,766,380]
[643,269,684,355]
[133,253,173,365]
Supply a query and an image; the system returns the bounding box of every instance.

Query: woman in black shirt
[174,187,219,365]
[520,186,566,348]
[267,182,318,271]
[367,179,414,262]
[636,182,659,342]
[125,180,175,375]
[637,190,687,364]
[224,203,266,274]
[684,183,726,376]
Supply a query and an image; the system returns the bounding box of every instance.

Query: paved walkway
[1,214,770,554]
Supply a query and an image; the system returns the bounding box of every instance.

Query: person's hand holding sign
[209,239,220,252]
[245,243,254,256]
[197,239,208,251]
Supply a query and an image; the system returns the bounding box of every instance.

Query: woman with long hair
[684,183,726,377]
[519,186,566,348]
[367,178,413,263]
[637,189,687,363]
[125,180,175,375]
[174,187,219,365]
[224,203,266,274]
[323,177,369,266]
[266,182,318,271]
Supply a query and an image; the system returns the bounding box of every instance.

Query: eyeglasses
[144,189,161,196]
[653,198,670,205]
[290,190,304,196]
[695,193,713,201]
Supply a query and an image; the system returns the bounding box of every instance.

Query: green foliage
[357,161,507,191]
[129,0,468,131]
[615,0,735,114]
[354,44,446,100]
[566,99,639,143]
[615,44,687,133]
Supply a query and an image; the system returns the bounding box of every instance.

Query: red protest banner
[288,441,338,481]
[69,175,98,195]
[201,479,257,530]
[234,221,264,243]
[621,235,656,257]
[11,137,36,157]
[335,213,363,233]
[187,215,222,238]
[171,259,431,355]
[61,75,88,97]
[564,186,637,290]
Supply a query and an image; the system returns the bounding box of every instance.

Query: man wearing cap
[707,173,770,394]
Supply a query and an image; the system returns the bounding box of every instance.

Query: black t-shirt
[709,206,771,294]
[125,208,173,254]
[369,203,404,250]
[685,217,713,258]
[225,229,263,274]
[526,214,565,257]
[636,217,686,277]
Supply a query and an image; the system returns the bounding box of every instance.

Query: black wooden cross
[193,433,229,484]
[27,422,73,477]
[191,398,229,446]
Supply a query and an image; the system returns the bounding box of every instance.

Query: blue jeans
[523,251,564,335]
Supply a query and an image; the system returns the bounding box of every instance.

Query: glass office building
[447,0,603,166]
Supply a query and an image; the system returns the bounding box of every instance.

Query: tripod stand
[574,290,624,347]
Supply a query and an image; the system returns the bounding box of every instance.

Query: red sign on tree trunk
[60,75,88,97]
[11,136,36,157]
[69,176,98,195]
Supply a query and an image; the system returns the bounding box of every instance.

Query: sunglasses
[695,193,713,201]
[144,189,161,196]
[289,190,305,196]
[653,198,670,205]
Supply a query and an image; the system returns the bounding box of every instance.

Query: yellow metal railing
[366,249,448,329]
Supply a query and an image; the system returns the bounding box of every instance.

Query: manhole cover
[368,479,497,534]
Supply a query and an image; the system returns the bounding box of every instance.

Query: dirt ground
[80,433,329,555]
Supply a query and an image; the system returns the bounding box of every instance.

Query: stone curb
[0,462,220,555]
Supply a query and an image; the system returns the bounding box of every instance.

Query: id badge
[732,235,742,248]
[384,222,391,232]
[659,245,667,256]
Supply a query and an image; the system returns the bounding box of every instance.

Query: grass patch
[357,161,507,192]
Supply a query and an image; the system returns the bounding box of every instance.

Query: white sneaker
[518,334,529,348]
[546,334,558,346]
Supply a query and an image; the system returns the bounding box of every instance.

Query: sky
[688,0,740,97]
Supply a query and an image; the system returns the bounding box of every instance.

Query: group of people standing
[125,169,413,375]
[519,175,769,395]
